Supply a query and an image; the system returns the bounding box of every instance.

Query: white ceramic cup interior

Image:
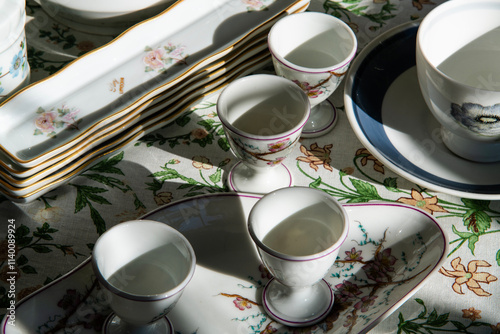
[92,220,196,324]
[268,12,357,72]
[416,0,500,161]
[248,187,349,287]
[418,1,500,75]
[217,74,310,138]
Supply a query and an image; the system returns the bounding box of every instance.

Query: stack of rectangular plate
[0,0,310,203]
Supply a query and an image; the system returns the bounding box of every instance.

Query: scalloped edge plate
[0,0,307,167]
[0,51,272,202]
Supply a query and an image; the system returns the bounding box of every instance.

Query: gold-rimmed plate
[0,0,309,168]
[0,52,271,202]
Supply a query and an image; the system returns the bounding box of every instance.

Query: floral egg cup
[268,12,357,138]
[217,74,310,194]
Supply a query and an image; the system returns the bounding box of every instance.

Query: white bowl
[38,0,177,35]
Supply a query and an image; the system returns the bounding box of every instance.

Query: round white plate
[345,21,500,199]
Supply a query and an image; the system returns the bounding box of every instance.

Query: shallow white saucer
[301,100,338,138]
[227,161,293,194]
[345,21,500,200]
[1,193,447,333]
[103,313,174,334]
[262,278,334,327]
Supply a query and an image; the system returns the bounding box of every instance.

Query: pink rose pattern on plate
[33,105,82,138]
[242,0,274,11]
[143,43,189,73]
[219,224,434,333]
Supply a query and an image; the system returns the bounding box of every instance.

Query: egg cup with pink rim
[91,220,196,334]
[268,11,357,138]
[248,187,349,327]
[217,74,310,194]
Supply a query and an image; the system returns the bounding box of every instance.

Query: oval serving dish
[1,194,448,333]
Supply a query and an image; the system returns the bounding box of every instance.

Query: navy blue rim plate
[345,21,500,199]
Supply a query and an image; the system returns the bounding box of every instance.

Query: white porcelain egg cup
[416,0,500,162]
[248,187,349,327]
[91,220,196,334]
[217,74,310,194]
[268,12,357,138]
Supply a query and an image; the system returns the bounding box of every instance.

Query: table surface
[1,0,500,333]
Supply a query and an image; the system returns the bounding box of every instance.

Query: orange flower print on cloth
[296,143,334,172]
[34,206,62,224]
[462,307,481,321]
[439,257,498,296]
[356,148,384,174]
[191,128,209,140]
[412,0,435,11]
[192,156,213,170]
[396,189,448,215]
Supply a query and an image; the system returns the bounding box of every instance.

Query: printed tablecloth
[1,0,500,333]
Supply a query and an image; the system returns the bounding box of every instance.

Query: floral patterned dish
[0,0,307,168]
[1,193,447,332]
[0,55,271,202]
[0,0,309,177]
[345,21,500,200]
[0,36,270,182]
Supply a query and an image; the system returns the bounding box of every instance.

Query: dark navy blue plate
[345,22,500,199]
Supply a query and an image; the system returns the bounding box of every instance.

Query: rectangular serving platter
[0,52,272,202]
[0,35,270,181]
[0,0,308,168]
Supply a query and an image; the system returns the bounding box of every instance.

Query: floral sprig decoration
[0,40,28,97]
[143,43,188,73]
[34,105,82,138]
[242,0,271,11]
